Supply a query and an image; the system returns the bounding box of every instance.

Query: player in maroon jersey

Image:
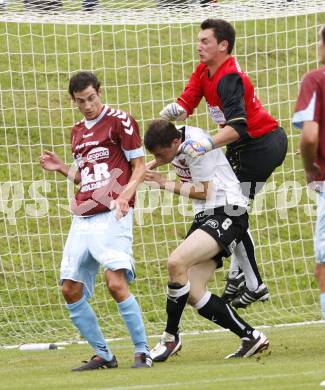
[158,18,288,309]
[292,25,325,325]
[40,72,152,371]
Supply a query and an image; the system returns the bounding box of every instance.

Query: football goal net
[0,0,325,345]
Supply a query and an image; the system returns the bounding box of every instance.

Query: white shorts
[60,209,135,298]
[315,183,325,264]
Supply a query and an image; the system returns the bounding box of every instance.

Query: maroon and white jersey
[292,66,325,178]
[70,105,144,216]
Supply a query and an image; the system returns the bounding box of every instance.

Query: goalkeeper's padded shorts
[226,126,288,199]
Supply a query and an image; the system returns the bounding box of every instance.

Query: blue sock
[66,295,113,361]
[320,293,325,319]
[117,294,148,355]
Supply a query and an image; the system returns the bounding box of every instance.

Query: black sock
[198,293,254,338]
[165,282,190,336]
[241,231,263,286]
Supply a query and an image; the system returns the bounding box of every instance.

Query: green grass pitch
[0,0,325,357]
[1,324,325,390]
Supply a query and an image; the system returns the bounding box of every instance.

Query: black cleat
[131,353,153,368]
[72,355,118,372]
[231,284,269,309]
[225,332,269,358]
[150,331,182,362]
[221,272,246,303]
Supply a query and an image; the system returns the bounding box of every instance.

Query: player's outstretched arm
[145,170,209,200]
[39,150,81,184]
[146,159,163,170]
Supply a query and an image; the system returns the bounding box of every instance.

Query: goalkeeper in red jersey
[159,18,288,309]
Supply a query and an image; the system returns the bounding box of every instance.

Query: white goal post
[0,0,325,345]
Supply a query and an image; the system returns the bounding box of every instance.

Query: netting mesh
[0,0,325,344]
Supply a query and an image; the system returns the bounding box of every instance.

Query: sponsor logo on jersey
[204,219,219,229]
[87,147,109,163]
[82,132,94,138]
[75,140,99,151]
[207,103,226,125]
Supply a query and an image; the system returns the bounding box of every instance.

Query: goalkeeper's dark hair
[68,71,101,98]
[201,19,235,54]
[144,120,181,152]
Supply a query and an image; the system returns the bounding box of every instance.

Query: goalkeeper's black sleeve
[217,73,249,140]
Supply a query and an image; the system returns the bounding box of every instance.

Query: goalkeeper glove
[160,103,187,121]
[178,137,215,158]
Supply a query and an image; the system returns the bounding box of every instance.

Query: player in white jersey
[144,119,269,361]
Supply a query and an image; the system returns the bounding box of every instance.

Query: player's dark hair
[201,19,235,54]
[68,71,101,98]
[144,119,181,152]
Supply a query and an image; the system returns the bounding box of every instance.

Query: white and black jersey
[172,125,248,215]
[173,125,249,261]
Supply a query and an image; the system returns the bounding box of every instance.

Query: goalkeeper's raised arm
[159,102,188,121]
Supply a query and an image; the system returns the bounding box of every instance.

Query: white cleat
[225,332,269,359]
[150,331,182,362]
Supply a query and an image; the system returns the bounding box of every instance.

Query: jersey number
[222,218,232,230]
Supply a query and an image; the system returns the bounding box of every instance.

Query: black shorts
[226,127,288,199]
[186,206,249,267]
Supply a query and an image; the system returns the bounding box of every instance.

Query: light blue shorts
[60,209,135,298]
[315,183,325,263]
